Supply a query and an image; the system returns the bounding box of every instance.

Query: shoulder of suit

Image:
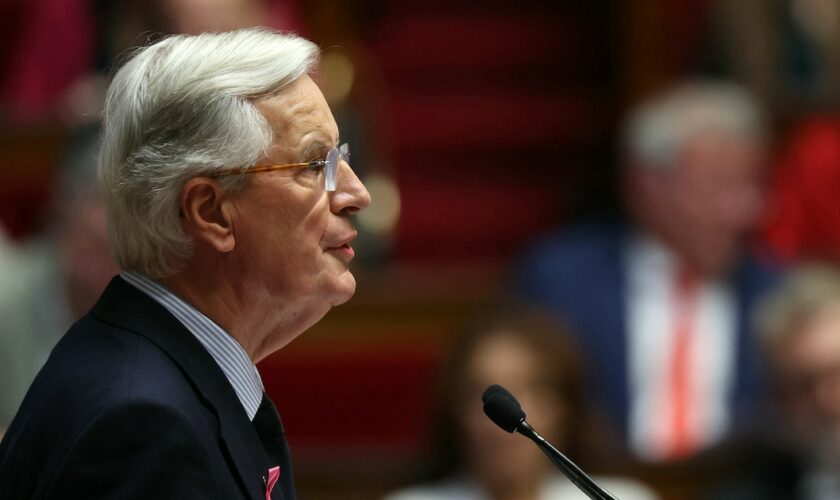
[30,316,207,436]
[518,222,626,270]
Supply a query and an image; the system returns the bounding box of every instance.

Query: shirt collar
[121,271,264,420]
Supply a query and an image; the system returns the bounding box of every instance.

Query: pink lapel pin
[264,466,280,500]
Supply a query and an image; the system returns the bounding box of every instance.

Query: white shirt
[122,272,265,420]
[624,234,737,460]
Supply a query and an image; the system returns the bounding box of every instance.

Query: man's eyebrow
[300,136,340,160]
[300,140,330,160]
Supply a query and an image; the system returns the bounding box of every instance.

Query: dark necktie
[253,392,296,500]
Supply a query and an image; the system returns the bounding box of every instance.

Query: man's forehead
[255,76,339,147]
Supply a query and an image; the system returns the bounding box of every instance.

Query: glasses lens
[325,148,338,191]
[339,143,350,164]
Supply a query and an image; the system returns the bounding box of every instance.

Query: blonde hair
[755,263,840,347]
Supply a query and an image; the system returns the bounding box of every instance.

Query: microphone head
[482,384,526,433]
[481,383,509,404]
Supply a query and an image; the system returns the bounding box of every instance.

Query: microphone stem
[517,421,618,500]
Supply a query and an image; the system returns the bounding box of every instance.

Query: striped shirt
[122,271,264,421]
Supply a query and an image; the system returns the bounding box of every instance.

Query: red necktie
[665,267,699,459]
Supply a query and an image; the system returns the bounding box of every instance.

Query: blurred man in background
[514,80,781,461]
[0,126,117,431]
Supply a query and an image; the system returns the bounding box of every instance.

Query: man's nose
[330,162,371,214]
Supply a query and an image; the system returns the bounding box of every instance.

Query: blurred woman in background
[384,308,659,500]
[703,263,840,500]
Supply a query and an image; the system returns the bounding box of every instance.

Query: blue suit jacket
[513,222,781,443]
[0,276,295,499]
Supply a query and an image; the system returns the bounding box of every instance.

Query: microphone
[481,384,618,500]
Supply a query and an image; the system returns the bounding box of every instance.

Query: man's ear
[179,177,236,253]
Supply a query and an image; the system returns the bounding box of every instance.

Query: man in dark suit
[0,28,371,499]
[514,81,780,461]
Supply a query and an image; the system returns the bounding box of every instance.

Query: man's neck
[159,267,260,357]
[159,264,328,363]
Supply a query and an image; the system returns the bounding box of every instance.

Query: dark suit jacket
[513,221,782,442]
[0,276,295,499]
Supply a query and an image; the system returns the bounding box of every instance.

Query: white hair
[622,80,764,169]
[99,28,319,278]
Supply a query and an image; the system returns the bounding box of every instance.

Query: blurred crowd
[4,1,840,499]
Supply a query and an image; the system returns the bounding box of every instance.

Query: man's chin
[327,273,357,307]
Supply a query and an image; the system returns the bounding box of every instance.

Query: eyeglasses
[211,143,349,192]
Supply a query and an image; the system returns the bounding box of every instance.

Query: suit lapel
[90,277,272,500]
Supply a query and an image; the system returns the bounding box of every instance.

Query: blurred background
[4,0,840,499]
